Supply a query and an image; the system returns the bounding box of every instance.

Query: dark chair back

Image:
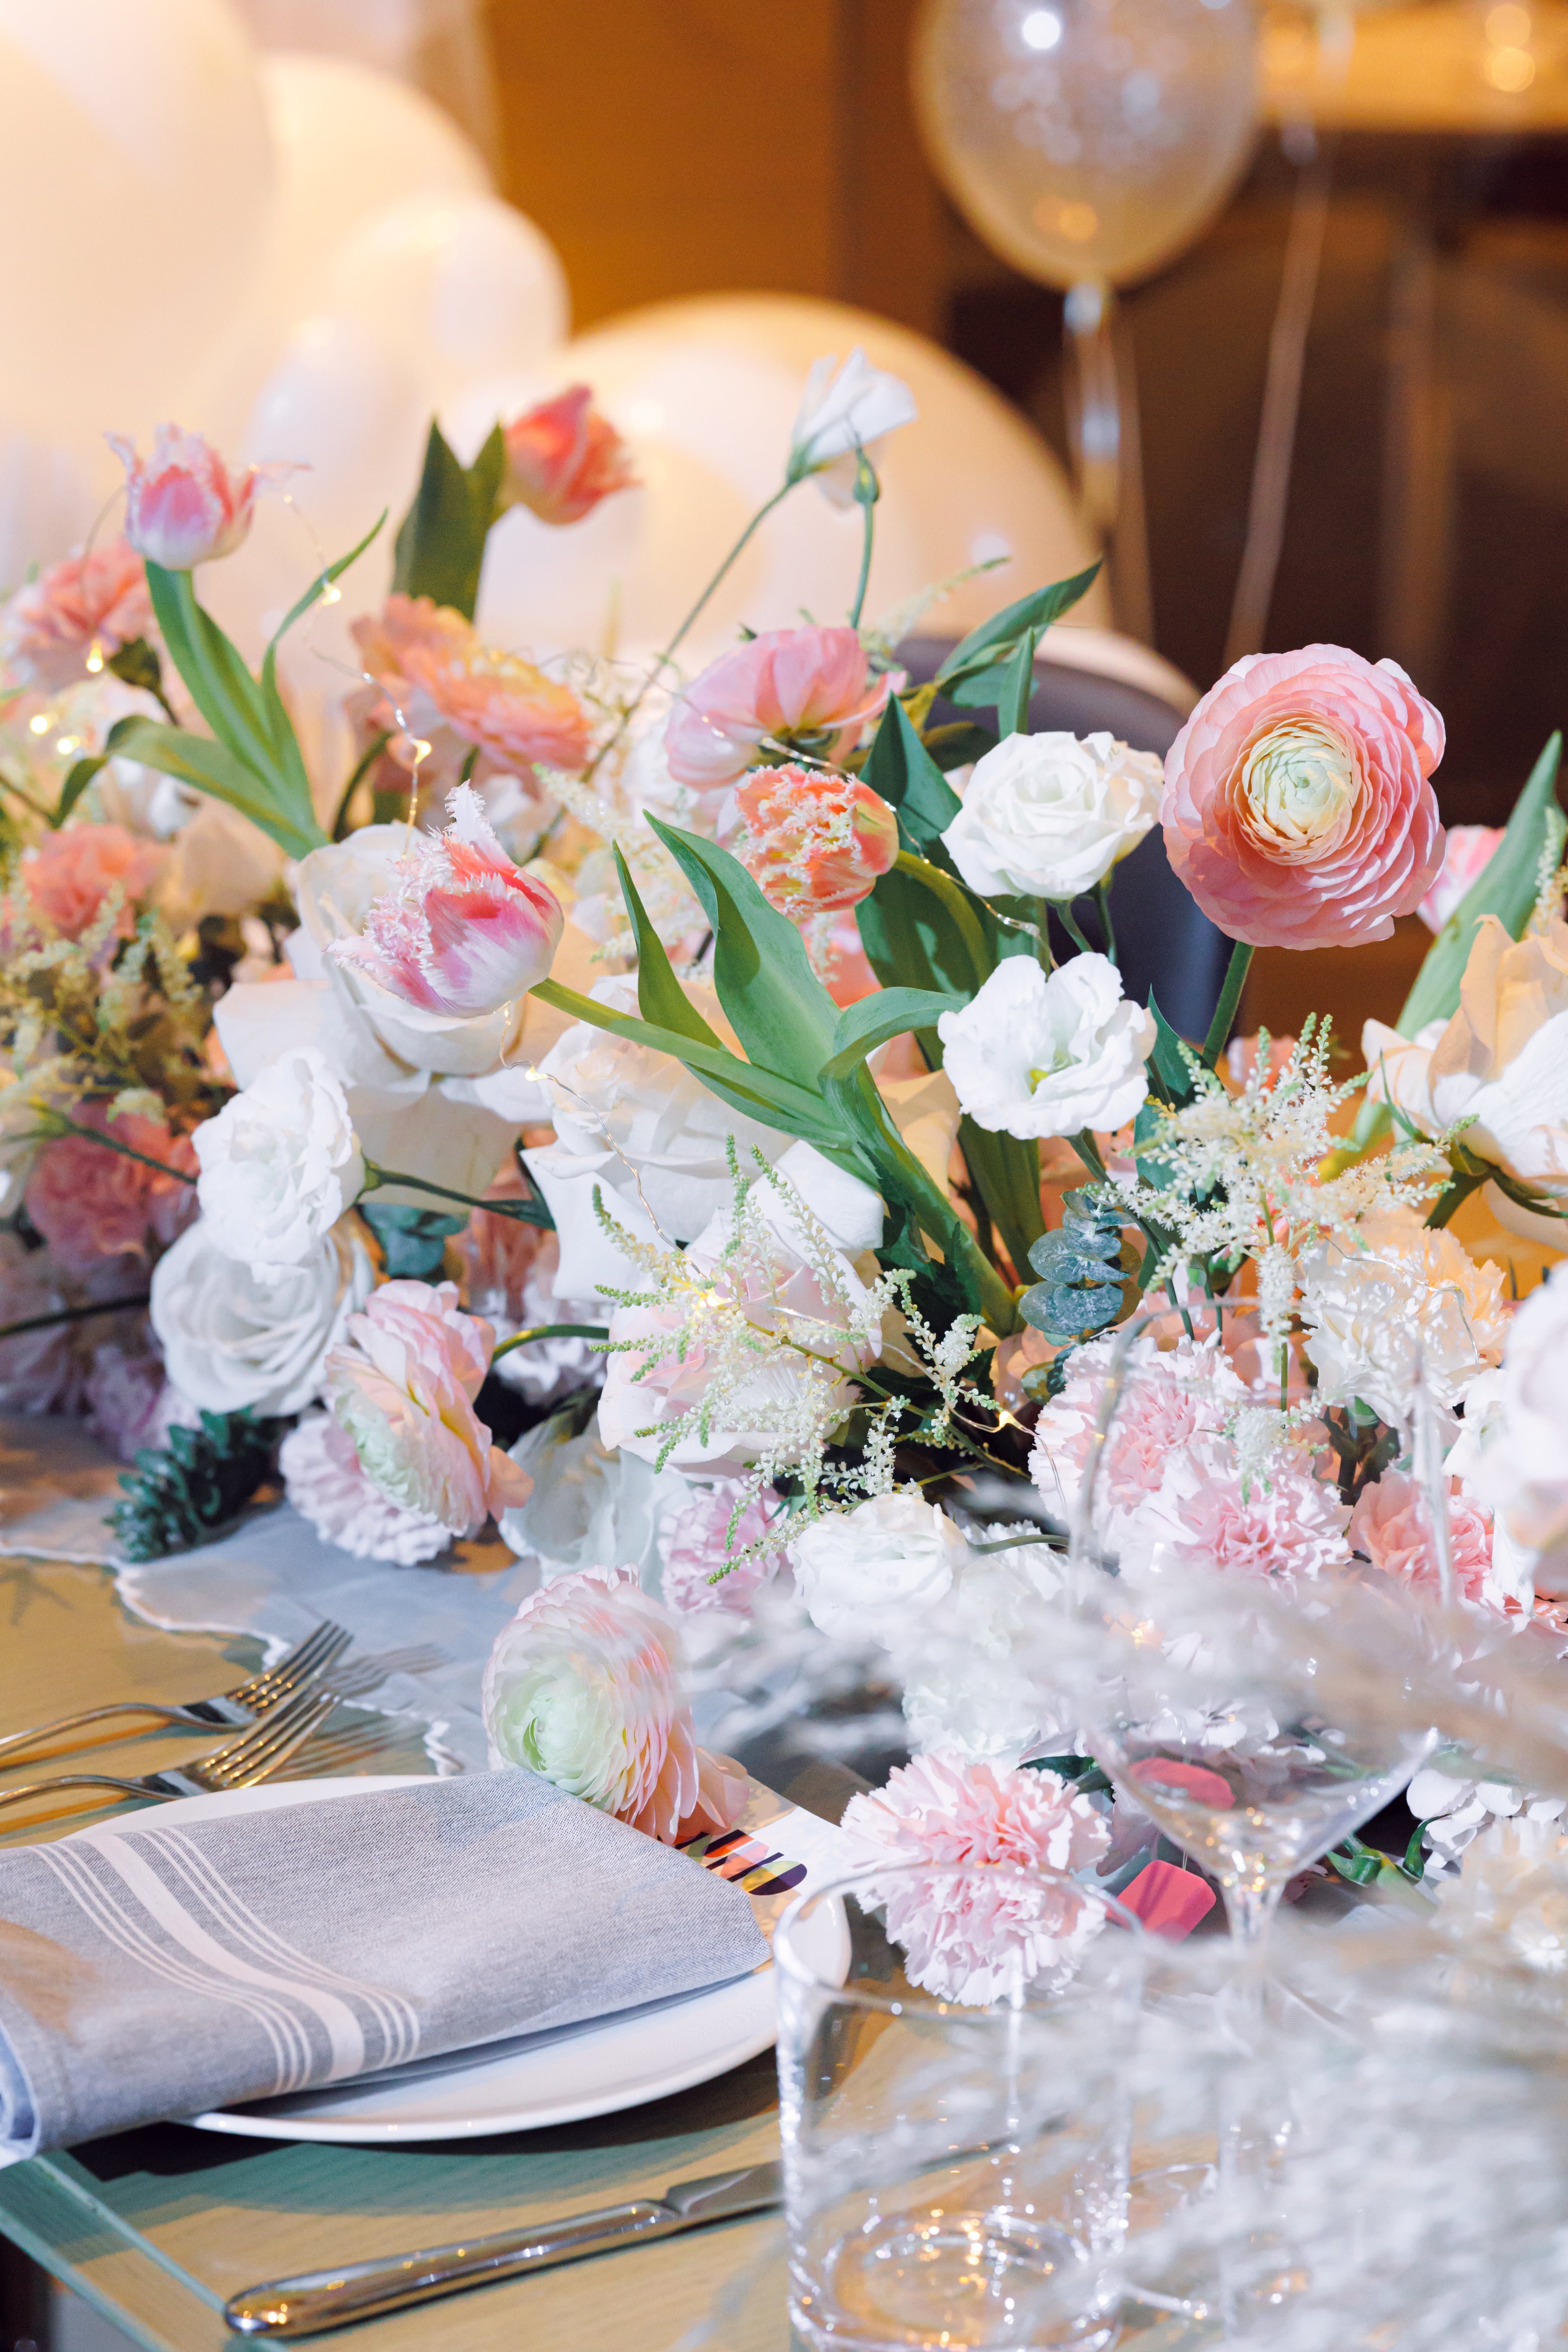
[897,635,1230,1043]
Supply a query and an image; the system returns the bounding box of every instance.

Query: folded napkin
[0,1772,769,2163]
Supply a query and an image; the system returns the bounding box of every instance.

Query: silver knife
[222,2159,783,2337]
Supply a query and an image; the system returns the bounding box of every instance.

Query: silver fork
[0,1686,340,1816]
[0,1621,350,1767]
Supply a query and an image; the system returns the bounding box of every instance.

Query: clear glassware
[775,1861,1148,2352]
[1063,1320,1440,1955]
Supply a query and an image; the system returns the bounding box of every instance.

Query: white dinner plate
[153,1774,845,2145]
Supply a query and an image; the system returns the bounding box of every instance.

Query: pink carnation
[1161,644,1445,949]
[1418,823,1504,933]
[657,1480,788,1614]
[1029,1333,1243,1528]
[326,1278,533,1537]
[665,625,895,792]
[1124,1440,1352,1583]
[0,538,150,688]
[25,1109,196,1279]
[12,824,159,943]
[279,1412,453,1565]
[735,763,899,920]
[481,1565,747,1843]
[839,1750,1111,2004]
[1348,1467,1495,1607]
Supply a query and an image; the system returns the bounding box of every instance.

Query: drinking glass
[775,1861,1147,2352]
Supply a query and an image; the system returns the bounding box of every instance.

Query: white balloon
[0,0,273,441]
[444,294,1107,670]
[319,193,570,407]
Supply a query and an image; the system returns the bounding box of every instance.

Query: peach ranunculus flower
[9,823,159,942]
[329,783,563,1019]
[1161,643,1445,949]
[735,762,899,919]
[107,425,282,571]
[0,538,151,689]
[351,593,590,777]
[481,1565,747,1843]
[664,625,897,792]
[326,1278,532,1537]
[1418,822,1504,933]
[501,384,637,524]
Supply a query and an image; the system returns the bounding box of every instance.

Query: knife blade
[222,2160,783,2337]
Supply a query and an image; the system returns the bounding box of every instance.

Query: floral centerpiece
[2,354,1566,1958]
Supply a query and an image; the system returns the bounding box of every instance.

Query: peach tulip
[501,384,637,524]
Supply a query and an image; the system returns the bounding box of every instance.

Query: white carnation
[790,1492,970,1644]
[941,729,1161,901]
[193,1045,364,1280]
[937,952,1154,1139]
[1297,1209,1510,1425]
[150,1214,374,1416]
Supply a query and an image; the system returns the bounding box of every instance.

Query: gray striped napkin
[0,1772,769,2162]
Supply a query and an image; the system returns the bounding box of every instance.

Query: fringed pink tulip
[736,763,899,919]
[329,784,564,1018]
[665,625,896,791]
[1161,643,1445,949]
[107,425,281,570]
[481,1565,747,1844]
[326,1278,531,1537]
[502,384,637,524]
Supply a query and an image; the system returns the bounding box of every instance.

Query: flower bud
[735,762,899,919]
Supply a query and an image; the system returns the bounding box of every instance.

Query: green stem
[31,1112,197,1185]
[0,1294,151,1344]
[360,1161,552,1227]
[1093,879,1118,967]
[1072,1128,1108,1182]
[1033,898,1055,974]
[491,1321,609,1360]
[1425,1168,1491,1229]
[847,453,879,631]
[331,730,392,840]
[1052,898,1094,958]
[894,851,991,982]
[0,767,56,824]
[1201,940,1256,1067]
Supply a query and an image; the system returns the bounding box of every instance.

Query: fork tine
[216,1691,338,1790]
[199,1688,334,1780]
[230,1622,350,1712]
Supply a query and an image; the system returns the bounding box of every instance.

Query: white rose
[937,952,1154,1139]
[193,1045,364,1280]
[788,348,918,505]
[1298,1208,1510,1424]
[150,1215,374,1415]
[790,1492,971,1644]
[1467,1260,1568,1559]
[941,729,1162,901]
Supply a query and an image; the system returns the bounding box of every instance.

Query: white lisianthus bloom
[150,1215,375,1416]
[937,952,1155,1139]
[790,1492,971,1644]
[941,730,1162,901]
[1361,1016,1446,1133]
[193,1046,364,1281]
[897,1526,1077,1763]
[1297,1208,1510,1424]
[787,347,918,506]
[1464,1260,1568,1564]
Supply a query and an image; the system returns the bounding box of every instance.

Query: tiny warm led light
[54,736,79,757]
[84,641,104,675]
[1020,5,1063,49]
[321,582,342,606]
[28,713,52,736]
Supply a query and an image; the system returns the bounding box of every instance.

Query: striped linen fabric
[0,1772,767,2162]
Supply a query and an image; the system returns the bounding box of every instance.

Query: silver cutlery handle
[0,1773,168,1812]
[224,2202,679,2336]
[0,1701,215,1763]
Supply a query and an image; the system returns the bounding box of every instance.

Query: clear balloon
[0,0,274,441]
[913,0,1259,290]
[442,292,1108,671]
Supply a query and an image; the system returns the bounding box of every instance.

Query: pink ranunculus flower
[11,823,159,943]
[501,384,638,524]
[351,593,590,778]
[0,538,151,688]
[1348,1468,1496,1608]
[326,1278,532,1537]
[1418,823,1505,933]
[665,625,897,792]
[735,763,899,920]
[328,784,563,1018]
[481,1564,748,1844]
[657,1479,788,1614]
[25,1108,196,1278]
[279,1411,453,1565]
[839,1750,1111,2004]
[107,425,281,571]
[1161,644,1445,949]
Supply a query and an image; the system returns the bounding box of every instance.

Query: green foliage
[1019,1191,1140,1346]
[392,420,506,619]
[105,635,171,708]
[358,1203,470,1277]
[934,561,1101,701]
[110,1411,285,1562]
[865,696,963,854]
